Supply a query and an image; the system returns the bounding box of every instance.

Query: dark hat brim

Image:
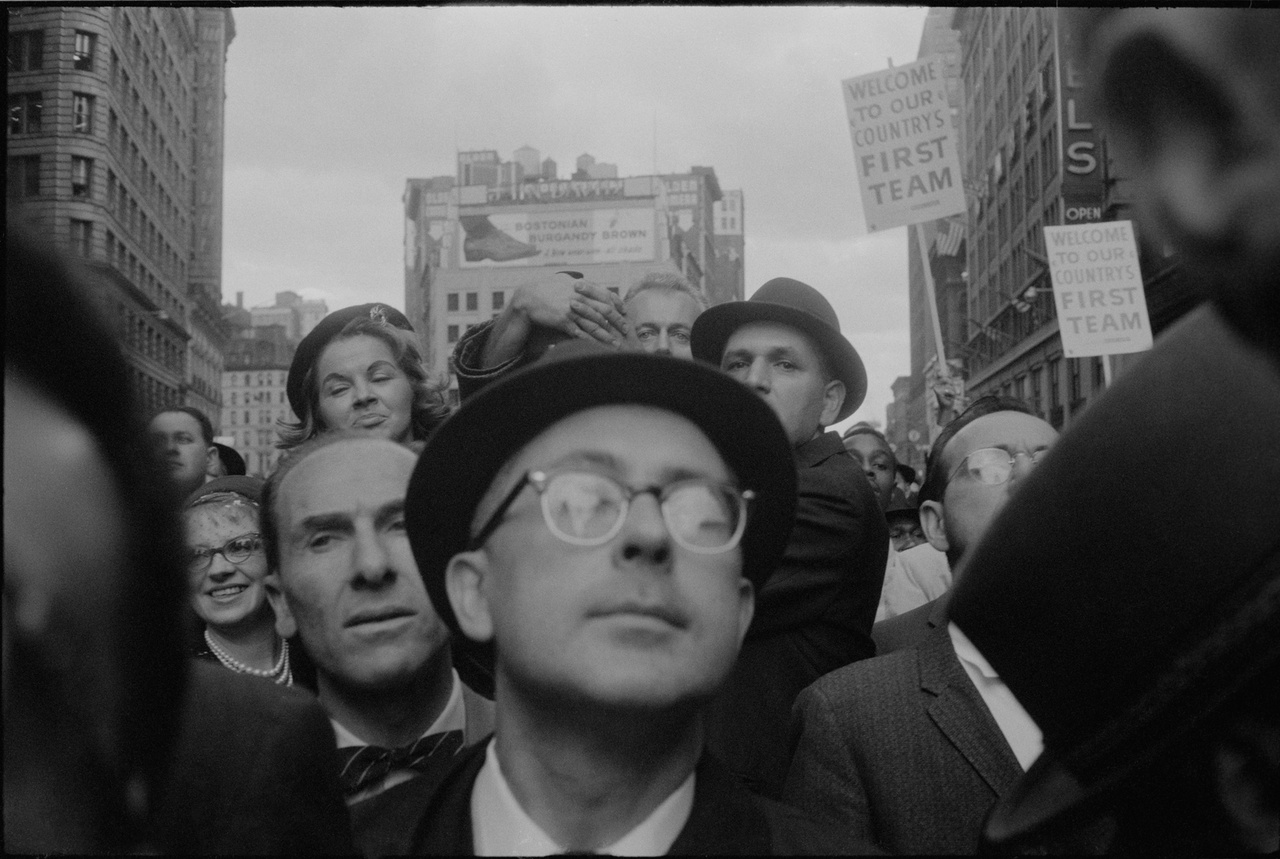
[405,342,797,699]
[213,442,247,476]
[691,301,867,420]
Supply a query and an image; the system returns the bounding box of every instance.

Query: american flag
[934,219,965,257]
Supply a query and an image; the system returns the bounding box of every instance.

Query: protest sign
[1044,220,1152,357]
[842,57,966,231]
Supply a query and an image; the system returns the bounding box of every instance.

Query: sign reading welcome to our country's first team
[842,58,966,232]
[1044,220,1152,358]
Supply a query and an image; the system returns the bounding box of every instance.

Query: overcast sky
[221,5,932,431]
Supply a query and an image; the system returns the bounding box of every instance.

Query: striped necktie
[336,729,465,797]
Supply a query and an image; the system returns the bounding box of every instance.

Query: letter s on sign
[1066,141,1097,176]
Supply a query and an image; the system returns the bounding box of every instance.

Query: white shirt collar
[948,620,1001,679]
[947,622,1044,771]
[471,739,696,856]
[331,667,466,748]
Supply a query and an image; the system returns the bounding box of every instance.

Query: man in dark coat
[784,397,1059,853]
[948,9,1280,854]
[691,277,890,799]
[402,341,865,854]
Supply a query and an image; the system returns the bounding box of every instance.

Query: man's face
[624,290,701,360]
[148,411,214,496]
[920,411,1059,565]
[844,432,897,509]
[721,321,843,447]
[273,440,448,695]
[449,405,753,712]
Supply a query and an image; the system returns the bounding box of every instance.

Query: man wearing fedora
[945,8,1280,853]
[691,277,890,799]
[401,340,862,854]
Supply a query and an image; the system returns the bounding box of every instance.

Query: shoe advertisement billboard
[458,207,657,268]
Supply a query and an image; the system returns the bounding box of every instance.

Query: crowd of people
[6,8,1279,855]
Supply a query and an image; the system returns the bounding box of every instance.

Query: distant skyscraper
[6,6,235,427]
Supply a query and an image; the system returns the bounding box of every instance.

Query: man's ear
[263,573,297,639]
[919,500,950,554]
[204,445,219,476]
[819,379,846,428]
[446,550,494,645]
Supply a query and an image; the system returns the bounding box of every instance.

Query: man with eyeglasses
[783,395,1057,853]
[401,340,861,855]
[261,433,494,857]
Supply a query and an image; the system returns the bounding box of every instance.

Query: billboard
[842,57,967,231]
[458,207,657,268]
[1045,220,1152,357]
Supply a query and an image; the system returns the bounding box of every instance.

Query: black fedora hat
[691,277,868,420]
[287,303,413,418]
[213,442,247,477]
[404,339,798,699]
[948,306,1280,848]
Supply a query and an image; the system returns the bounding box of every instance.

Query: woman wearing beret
[184,476,295,686]
[278,303,449,450]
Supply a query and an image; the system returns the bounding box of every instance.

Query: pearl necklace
[204,629,292,686]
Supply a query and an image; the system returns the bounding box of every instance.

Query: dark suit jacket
[707,431,889,799]
[872,592,947,656]
[149,660,354,855]
[347,684,495,858]
[409,741,871,855]
[784,619,1023,854]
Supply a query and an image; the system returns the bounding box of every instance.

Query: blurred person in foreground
[947,8,1280,853]
[262,433,493,857]
[785,396,1060,853]
[4,225,352,855]
[279,303,449,451]
[691,277,890,799]
[402,341,862,853]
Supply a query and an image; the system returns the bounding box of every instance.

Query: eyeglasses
[948,448,1048,486]
[469,470,755,554]
[188,532,263,572]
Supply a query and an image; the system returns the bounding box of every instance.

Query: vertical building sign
[842,57,967,231]
[1057,16,1106,224]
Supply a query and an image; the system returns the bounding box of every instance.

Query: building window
[7,155,40,198]
[1030,366,1043,415]
[492,290,505,311]
[8,92,44,134]
[447,324,459,343]
[1048,358,1061,406]
[465,292,478,311]
[73,31,96,71]
[8,30,44,72]
[1069,358,1083,403]
[1093,356,1106,391]
[72,93,95,134]
[70,219,93,257]
[447,292,458,312]
[71,156,93,197]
